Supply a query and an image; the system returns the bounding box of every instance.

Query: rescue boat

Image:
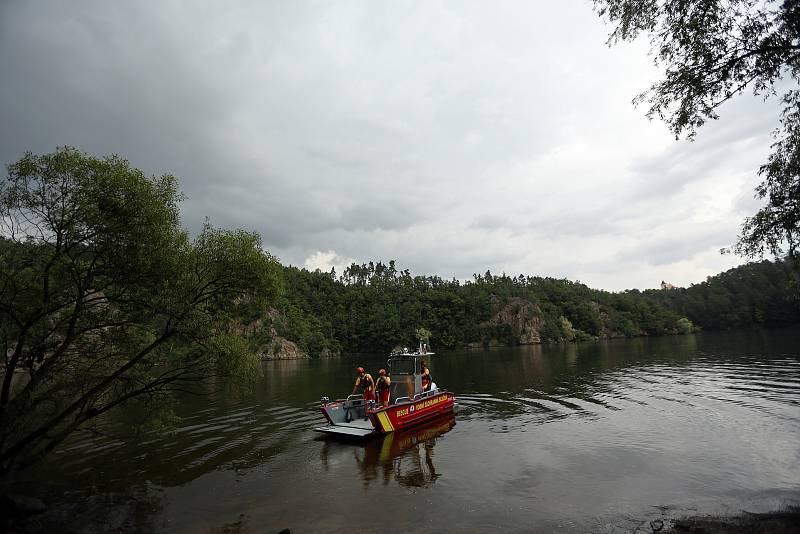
[314,351,456,438]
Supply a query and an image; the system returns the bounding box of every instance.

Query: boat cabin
[387,352,432,404]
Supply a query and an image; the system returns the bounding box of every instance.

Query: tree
[415,326,432,346]
[734,93,800,270]
[594,0,800,267]
[676,317,694,334]
[0,148,281,475]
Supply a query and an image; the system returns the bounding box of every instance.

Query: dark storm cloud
[0,0,778,290]
[0,2,239,218]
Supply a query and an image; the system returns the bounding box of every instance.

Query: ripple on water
[41,336,800,514]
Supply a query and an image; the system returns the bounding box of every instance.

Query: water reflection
[12,328,800,533]
[8,483,166,533]
[319,415,455,488]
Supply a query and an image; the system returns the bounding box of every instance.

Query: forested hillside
[253,261,692,357]
[640,260,800,330]
[248,259,799,358]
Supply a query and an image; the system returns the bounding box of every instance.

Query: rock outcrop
[235,308,312,360]
[482,297,544,345]
[259,336,310,360]
[319,347,340,358]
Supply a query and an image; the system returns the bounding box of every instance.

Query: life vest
[376,376,391,391]
[421,369,433,389]
[356,374,374,392]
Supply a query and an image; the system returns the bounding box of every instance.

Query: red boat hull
[370,391,455,433]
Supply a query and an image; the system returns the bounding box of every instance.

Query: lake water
[15,328,800,533]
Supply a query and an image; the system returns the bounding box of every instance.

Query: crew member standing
[352,366,375,401]
[375,369,391,407]
[421,360,433,391]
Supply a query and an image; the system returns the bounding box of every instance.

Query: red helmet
[356,366,365,374]
[379,369,386,375]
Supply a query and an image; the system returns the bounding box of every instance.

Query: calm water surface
[18,329,800,533]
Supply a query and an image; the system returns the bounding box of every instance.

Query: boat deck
[313,418,375,438]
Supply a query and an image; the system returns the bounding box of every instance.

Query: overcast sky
[0,1,782,290]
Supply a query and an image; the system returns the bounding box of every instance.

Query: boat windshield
[389,358,417,375]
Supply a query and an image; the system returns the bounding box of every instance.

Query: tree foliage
[642,259,800,329]
[275,261,697,355]
[734,91,800,268]
[275,258,798,357]
[594,0,800,266]
[0,148,281,475]
[415,327,432,345]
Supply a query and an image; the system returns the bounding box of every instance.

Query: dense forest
[246,259,799,358]
[640,260,800,330]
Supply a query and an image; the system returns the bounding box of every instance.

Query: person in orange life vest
[420,360,433,391]
[375,369,391,407]
[352,366,375,401]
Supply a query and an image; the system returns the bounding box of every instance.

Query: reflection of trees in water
[27,379,316,493]
[334,416,455,489]
[437,336,709,412]
[9,483,165,533]
[29,420,290,493]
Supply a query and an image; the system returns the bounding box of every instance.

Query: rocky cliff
[235,308,312,360]
[481,297,545,345]
[259,336,310,360]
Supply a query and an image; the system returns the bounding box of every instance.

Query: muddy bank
[7,498,800,534]
[667,506,800,533]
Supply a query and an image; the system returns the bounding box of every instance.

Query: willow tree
[594,0,800,268]
[0,148,282,475]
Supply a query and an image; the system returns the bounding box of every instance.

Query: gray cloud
[627,95,778,200]
[470,214,509,232]
[0,0,779,290]
[615,225,736,267]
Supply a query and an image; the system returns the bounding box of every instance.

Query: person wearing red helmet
[352,366,375,401]
[375,368,391,407]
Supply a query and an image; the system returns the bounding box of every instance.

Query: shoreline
[665,506,800,533]
[5,496,799,534]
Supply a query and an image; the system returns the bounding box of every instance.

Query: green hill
[640,259,800,330]
[223,260,777,358]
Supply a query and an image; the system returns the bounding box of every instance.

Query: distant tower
[660,280,675,290]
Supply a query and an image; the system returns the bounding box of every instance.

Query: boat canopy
[388,355,419,375]
[386,353,432,401]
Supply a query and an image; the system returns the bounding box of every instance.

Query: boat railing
[394,389,445,405]
[415,389,443,400]
[346,394,364,401]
